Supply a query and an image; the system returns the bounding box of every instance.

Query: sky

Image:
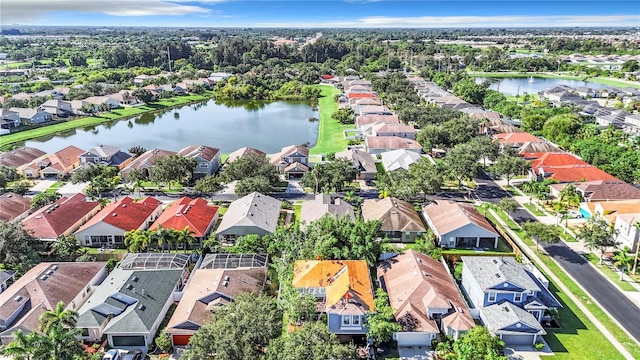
[1,0,639,28]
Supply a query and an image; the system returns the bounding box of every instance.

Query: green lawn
[309,85,353,155]
[584,253,638,292]
[0,94,211,149]
[522,202,545,216]
[483,205,640,359]
[293,204,302,223]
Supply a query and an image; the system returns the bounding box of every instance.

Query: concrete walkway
[489,208,636,360]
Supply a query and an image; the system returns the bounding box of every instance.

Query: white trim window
[514,292,523,303]
[488,292,497,303]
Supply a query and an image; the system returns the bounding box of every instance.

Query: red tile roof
[76,196,162,232]
[22,194,100,239]
[494,132,542,144]
[149,197,218,237]
[531,152,618,182]
[347,92,377,99]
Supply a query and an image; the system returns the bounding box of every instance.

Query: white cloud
[255,15,640,28]
[1,0,223,22]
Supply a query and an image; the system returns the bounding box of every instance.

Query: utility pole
[167,46,172,73]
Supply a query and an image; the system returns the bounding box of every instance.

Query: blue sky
[2,1,639,28]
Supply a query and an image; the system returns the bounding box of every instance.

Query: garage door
[172,334,191,346]
[501,334,534,346]
[395,332,433,347]
[112,335,146,347]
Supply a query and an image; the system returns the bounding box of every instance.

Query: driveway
[28,179,56,194]
[398,346,432,360]
[57,181,89,195]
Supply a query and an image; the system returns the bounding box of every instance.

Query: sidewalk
[489,208,636,360]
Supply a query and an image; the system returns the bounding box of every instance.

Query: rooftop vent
[46,270,54,275]
[40,275,48,281]
[132,276,138,282]
[112,213,117,217]
[122,204,127,208]
[126,284,134,290]
[492,259,498,264]
[51,265,58,270]
[224,276,230,281]
[14,295,22,302]
[222,281,229,287]
[495,274,501,278]
[138,305,146,311]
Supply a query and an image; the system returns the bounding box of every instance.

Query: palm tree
[38,301,78,334]
[633,222,640,275]
[176,227,196,253]
[41,325,84,360]
[124,229,151,253]
[613,250,633,277]
[1,330,45,360]
[154,225,175,252]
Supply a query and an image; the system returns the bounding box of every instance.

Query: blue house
[292,260,374,340]
[461,256,561,345]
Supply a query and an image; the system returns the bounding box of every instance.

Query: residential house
[177,145,221,178]
[579,199,640,220]
[624,113,640,129]
[70,100,93,115]
[149,197,219,245]
[107,90,139,106]
[292,260,374,339]
[596,109,628,128]
[381,149,424,172]
[300,194,355,225]
[0,109,20,131]
[133,74,157,85]
[348,97,382,107]
[493,132,543,150]
[517,142,560,156]
[84,96,120,110]
[334,149,377,181]
[38,145,85,179]
[362,123,417,140]
[362,197,426,242]
[78,145,133,169]
[353,105,393,117]
[461,256,560,345]
[529,152,617,183]
[0,147,46,168]
[574,87,598,98]
[378,250,474,345]
[74,196,163,247]
[355,114,400,129]
[165,253,268,346]
[8,107,52,124]
[365,136,422,155]
[549,180,640,202]
[0,193,32,222]
[40,99,73,117]
[208,72,233,83]
[423,200,499,249]
[226,147,266,164]
[120,149,176,179]
[216,192,281,242]
[76,253,189,348]
[614,213,640,252]
[0,262,107,345]
[269,145,309,177]
[22,194,101,241]
[0,270,16,294]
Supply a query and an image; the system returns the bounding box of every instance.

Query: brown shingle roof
[121,149,176,176]
[0,147,46,168]
[551,180,640,202]
[48,145,84,169]
[356,114,399,128]
[422,200,498,238]
[226,147,266,163]
[362,197,426,233]
[0,193,31,222]
[366,136,422,151]
[377,250,474,333]
[177,145,220,162]
[22,194,100,239]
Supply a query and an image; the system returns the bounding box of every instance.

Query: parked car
[103,349,121,360]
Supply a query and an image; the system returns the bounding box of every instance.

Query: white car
[102,349,121,360]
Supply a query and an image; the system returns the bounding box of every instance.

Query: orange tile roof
[532,152,617,182]
[22,194,100,239]
[48,145,84,169]
[149,197,218,237]
[531,152,588,168]
[76,196,162,232]
[347,92,377,99]
[494,132,541,144]
[292,260,374,313]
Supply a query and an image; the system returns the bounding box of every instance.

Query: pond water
[24,99,319,154]
[475,77,613,96]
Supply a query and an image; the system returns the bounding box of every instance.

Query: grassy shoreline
[470,71,640,89]
[0,94,212,149]
[310,85,351,155]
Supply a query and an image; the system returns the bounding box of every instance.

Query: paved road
[473,175,640,343]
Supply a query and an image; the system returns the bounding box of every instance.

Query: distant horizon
[2,1,639,28]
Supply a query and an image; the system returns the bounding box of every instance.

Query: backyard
[309,85,353,155]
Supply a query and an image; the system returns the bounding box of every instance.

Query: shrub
[155,331,172,353]
[534,342,545,351]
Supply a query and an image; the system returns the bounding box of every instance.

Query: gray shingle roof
[481,302,545,335]
[462,256,540,292]
[216,192,281,235]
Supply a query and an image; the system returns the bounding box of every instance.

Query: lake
[24,99,319,154]
[475,77,613,96]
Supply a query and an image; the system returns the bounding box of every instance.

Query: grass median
[482,204,640,359]
[0,93,211,149]
[310,85,353,155]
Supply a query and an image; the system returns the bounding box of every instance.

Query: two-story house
[0,109,21,131]
[292,260,374,341]
[78,145,133,170]
[461,256,561,345]
[269,145,309,178]
[177,145,221,179]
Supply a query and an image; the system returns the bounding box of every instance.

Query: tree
[132,89,154,104]
[467,136,500,167]
[150,155,197,188]
[577,217,620,265]
[176,226,196,252]
[51,235,81,261]
[613,250,633,275]
[0,221,41,273]
[194,175,224,197]
[38,301,78,335]
[633,222,640,275]
[521,114,547,132]
[31,192,61,209]
[265,321,356,360]
[414,230,442,259]
[453,326,506,360]
[235,175,275,197]
[521,221,561,251]
[181,294,282,360]
[155,330,173,353]
[497,198,519,215]
[38,324,84,360]
[300,158,358,193]
[128,146,147,158]
[408,160,443,200]
[124,229,152,253]
[1,330,47,360]
[366,288,401,344]
[491,153,529,186]
[331,107,355,124]
[222,154,280,196]
[227,234,268,254]
[11,180,31,196]
[443,144,480,187]
[542,113,582,144]
[558,184,581,208]
[71,164,120,199]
